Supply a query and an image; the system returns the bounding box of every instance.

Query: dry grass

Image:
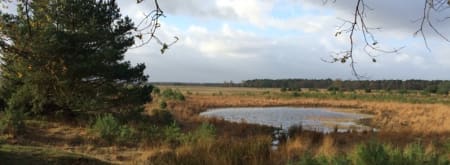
[159,85,450,161]
[2,85,449,164]
[164,91,450,133]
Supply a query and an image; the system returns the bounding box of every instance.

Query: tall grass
[145,136,273,165]
[287,141,450,165]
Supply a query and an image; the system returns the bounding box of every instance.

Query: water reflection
[200,107,373,133]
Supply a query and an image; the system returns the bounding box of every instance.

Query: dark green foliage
[159,100,168,109]
[115,106,152,126]
[353,141,389,165]
[91,114,134,143]
[152,87,161,95]
[364,88,372,93]
[140,125,162,142]
[0,109,25,135]
[163,122,184,145]
[242,79,449,91]
[280,88,287,92]
[150,109,174,125]
[183,123,216,144]
[0,0,151,116]
[161,88,185,101]
[92,114,120,142]
[288,124,303,136]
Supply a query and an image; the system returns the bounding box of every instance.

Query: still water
[200,107,374,133]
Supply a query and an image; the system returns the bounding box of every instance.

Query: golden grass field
[161,85,450,133]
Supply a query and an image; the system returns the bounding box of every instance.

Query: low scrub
[160,88,185,101]
[183,123,216,144]
[288,141,449,165]
[91,114,135,143]
[163,122,184,146]
[150,109,174,125]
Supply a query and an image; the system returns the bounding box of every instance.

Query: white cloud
[118,0,450,82]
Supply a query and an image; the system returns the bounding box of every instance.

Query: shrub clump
[91,114,134,143]
[183,123,216,144]
[161,88,185,101]
[163,122,184,145]
[150,109,174,125]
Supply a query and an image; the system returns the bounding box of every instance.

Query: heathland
[1,85,449,164]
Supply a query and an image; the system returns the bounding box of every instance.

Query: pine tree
[0,0,152,116]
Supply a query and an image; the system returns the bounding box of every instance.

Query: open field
[0,85,449,164]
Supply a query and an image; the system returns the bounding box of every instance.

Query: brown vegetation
[1,86,449,164]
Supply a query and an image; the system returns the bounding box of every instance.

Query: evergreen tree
[0,0,151,116]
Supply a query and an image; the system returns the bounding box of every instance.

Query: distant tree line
[241,79,450,92]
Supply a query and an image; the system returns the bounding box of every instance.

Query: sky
[8,1,450,83]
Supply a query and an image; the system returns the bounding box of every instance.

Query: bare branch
[132,0,178,53]
[329,0,400,79]
[414,0,450,51]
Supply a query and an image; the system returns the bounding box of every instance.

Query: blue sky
[117,0,450,82]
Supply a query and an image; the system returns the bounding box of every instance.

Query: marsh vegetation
[2,85,449,164]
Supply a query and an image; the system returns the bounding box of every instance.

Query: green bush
[161,88,185,101]
[400,142,446,165]
[184,123,216,144]
[159,101,167,109]
[117,125,134,143]
[151,109,174,125]
[163,122,184,145]
[140,125,162,142]
[91,114,134,143]
[353,141,389,165]
[0,109,25,135]
[92,114,120,142]
[152,87,161,95]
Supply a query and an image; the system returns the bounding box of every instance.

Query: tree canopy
[0,0,152,116]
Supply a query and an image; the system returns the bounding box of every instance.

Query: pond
[200,107,374,133]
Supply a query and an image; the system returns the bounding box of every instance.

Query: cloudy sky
[117,0,450,82]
